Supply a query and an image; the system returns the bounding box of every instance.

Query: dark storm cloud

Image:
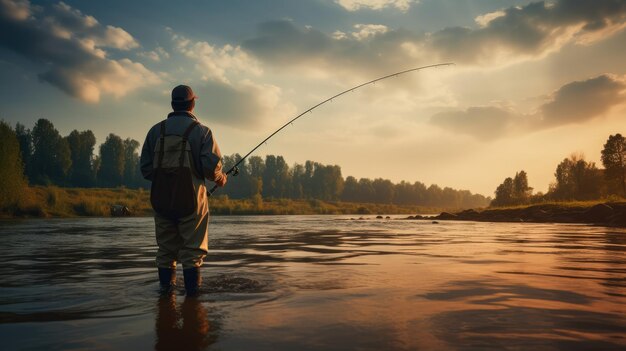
[0,0,157,102]
[430,74,626,140]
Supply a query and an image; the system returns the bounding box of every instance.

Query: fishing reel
[231,166,239,177]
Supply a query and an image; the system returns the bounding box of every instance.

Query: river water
[0,216,625,350]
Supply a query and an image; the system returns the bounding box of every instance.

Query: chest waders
[150,120,200,219]
[151,120,206,296]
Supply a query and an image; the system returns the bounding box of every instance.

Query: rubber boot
[183,267,201,297]
[158,267,176,295]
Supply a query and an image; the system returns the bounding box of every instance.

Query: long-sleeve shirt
[140,111,224,182]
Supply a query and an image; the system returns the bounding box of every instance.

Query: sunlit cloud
[539,74,626,126]
[474,10,506,28]
[351,24,389,40]
[47,2,139,50]
[428,0,626,65]
[244,0,626,75]
[168,30,295,129]
[242,19,421,79]
[170,30,262,83]
[334,0,417,12]
[431,74,626,140]
[0,0,159,102]
[193,79,295,129]
[138,47,169,62]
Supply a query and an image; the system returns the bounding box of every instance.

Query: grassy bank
[6,186,153,217]
[427,199,626,227]
[1,186,444,218]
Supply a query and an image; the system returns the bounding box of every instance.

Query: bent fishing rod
[208,62,454,196]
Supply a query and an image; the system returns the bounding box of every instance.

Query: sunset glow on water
[1,216,624,350]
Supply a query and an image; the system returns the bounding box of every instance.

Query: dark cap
[171,85,197,102]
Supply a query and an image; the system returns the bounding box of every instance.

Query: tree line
[492,133,626,207]
[15,118,146,188]
[2,118,490,209]
[219,154,489,208]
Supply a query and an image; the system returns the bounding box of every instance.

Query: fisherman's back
[139,85,227,296]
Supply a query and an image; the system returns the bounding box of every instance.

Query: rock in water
[436,212,457,220]
[110,205,131,217]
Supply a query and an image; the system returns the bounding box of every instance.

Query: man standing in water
[140,85,227,296]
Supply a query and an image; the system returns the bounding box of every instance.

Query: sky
[1,0,625,196]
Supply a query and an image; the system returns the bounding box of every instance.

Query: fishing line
[208,62,454,196]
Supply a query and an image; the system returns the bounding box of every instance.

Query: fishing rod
[208,62,454,196]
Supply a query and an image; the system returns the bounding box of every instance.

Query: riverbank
[419,201,626,227]
[2,186,444,218]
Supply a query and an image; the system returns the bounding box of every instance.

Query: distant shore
[5,186,625,227]
[414,201,626,227]
[2,186,443,218]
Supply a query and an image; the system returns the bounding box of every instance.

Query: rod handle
[207,166,238,197]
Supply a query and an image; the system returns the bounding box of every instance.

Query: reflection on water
[0,216,625,350]
[155,296,217,351]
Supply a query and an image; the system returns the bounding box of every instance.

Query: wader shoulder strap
[158,121,166,168]
[179,121,199,167]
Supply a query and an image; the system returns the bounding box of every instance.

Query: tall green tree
[30,118,71,184]
[247,155,265,197]
[513,170,532,204]
[15,123,32,179]
[601,133,626,196]
[491,170,532,206]
[551,155,602,200]
[66,130,96,187]
[0,121,27,208]
[290,163,306,199]
[492,177,514,207]
[98,133,125,187]
[427,184,443,207]
[122,138,141,188]
[372,178,394,203]
[341,176,359,202]
[262,155,278,198]
[357,178,375,202]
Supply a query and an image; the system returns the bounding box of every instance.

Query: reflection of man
[140,85,227,296]
[155,296,213,351]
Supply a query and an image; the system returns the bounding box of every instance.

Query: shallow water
[0,216,625,350]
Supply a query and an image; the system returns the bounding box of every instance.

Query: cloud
[540,74,626,126]
[171,31,261,83]
[0,0,159,103]
[428,0,626,65]
[334,0,417,12]
[430,106,518,140]
[168,30,294,129]
[46,2,138,50]
[351,24,389,40]
[430,74,626,140]
[243,0,626,75]
[138,46,170,62]
[243,20,417,78]
[194,79,295,129]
